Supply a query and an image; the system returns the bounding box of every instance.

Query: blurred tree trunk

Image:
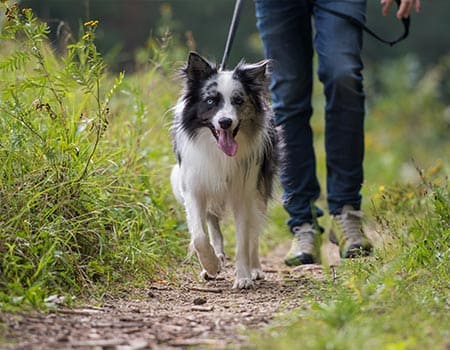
[121,0,148,56]
[85,0,90,20]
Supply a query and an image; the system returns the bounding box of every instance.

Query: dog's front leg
[184,193,221,279]
[232,203,257,289]
[249,202,266,281]
[206,213,226,266]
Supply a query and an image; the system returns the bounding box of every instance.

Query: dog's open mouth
[208,123,240,157]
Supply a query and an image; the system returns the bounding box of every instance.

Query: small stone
[193,297,207,305]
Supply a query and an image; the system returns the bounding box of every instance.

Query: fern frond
[0,51,31,72]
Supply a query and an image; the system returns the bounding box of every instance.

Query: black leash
[220,0,243,71]
[311,0,410,47]
[220,0,410,71]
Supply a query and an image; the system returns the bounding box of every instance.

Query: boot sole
[284,253,315,266]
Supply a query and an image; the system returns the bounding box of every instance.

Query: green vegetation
[252,173,449,350]
[0,3,184,309]
[1,3,449,349]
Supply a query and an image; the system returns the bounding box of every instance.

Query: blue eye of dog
[206,98,215,105]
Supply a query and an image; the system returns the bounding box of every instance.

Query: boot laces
[336,209,363,240]
[292,225,315,251]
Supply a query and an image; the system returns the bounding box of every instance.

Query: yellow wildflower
[426,159,442,176]
[84,20,99,27]
[433,178,443,186]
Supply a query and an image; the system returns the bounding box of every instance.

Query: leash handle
[312,0,410,46]
[220,0,243,71]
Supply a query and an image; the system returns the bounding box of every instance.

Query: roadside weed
[0,3,185,309]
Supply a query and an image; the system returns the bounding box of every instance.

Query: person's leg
[314,0,372,257]
[255,0,323,231]
[314,0,366,215]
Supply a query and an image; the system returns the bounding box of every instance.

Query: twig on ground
[189,286,223,293]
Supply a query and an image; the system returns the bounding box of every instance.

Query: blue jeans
[255,0,367,231]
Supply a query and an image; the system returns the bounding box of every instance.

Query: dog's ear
[233,60,270,85]
[183,52,216,81]
[233,60,271,113]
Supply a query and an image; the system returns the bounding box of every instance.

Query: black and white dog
[170,52,278,289]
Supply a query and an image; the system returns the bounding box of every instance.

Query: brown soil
[1,241,342,350]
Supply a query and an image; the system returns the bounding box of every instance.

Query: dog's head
[178,52,270,157]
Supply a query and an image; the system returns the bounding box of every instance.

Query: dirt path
[1,241,341,350]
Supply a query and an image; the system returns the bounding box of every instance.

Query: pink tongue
[218,129,238,157]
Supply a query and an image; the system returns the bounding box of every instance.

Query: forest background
[21,0,450,72]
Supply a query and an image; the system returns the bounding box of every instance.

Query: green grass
[0,3,186,309]
[251,175,449,350]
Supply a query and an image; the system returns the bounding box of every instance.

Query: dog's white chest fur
[174,129,261,199]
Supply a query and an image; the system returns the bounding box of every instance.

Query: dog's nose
[218,117,233,130]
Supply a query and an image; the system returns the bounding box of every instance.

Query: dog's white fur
[171,53,277,289]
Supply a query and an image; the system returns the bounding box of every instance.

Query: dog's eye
[231,96,244,106]
[206,98,215,105]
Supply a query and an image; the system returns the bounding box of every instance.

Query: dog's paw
[194,239,221,277]
[232,277,254,290]
[251,269,265,281]
[198,253,220,277]
[199,269,216,281]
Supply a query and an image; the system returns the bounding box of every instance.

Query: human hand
[381,0,421,19]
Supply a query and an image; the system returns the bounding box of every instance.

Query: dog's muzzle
[208,118,240,157]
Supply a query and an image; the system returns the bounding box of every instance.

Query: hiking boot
[330,205,373,258]
[284,223,321,266]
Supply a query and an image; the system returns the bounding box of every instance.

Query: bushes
[0,3,184,308]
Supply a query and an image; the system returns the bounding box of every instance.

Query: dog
[170,52,278,289]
